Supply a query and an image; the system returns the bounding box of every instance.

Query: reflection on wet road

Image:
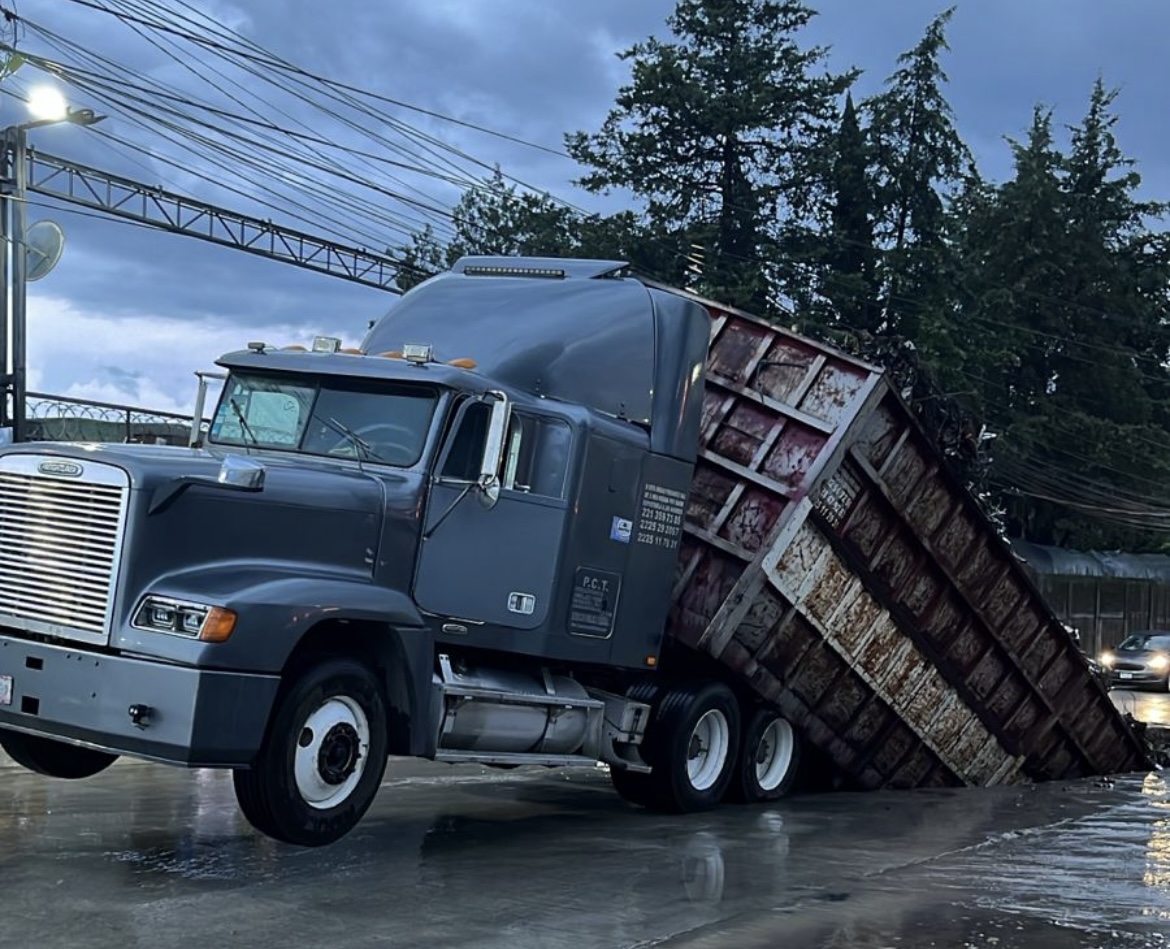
[2,755,1168,949]
[1111,688,1170,727]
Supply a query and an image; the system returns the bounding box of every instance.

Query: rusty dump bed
[664,292,1150,788]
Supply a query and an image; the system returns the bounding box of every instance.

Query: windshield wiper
[229,398,260,449]
[324,416,385,462]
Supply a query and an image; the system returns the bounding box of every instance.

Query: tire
[0,730,118,779]
[640,681,740,813]
[729,708,800,803]
[233,657,388,847]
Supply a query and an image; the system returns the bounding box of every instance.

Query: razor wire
[25,391,209,444]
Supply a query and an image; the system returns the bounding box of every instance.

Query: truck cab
[362,256,710,670]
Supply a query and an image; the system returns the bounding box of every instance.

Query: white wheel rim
[293,696,370,810]
[686,709,731,791]
[754,717,795,792]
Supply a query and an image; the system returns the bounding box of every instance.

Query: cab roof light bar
[461,264,566,279]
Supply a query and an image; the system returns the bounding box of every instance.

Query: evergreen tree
[864,8,970,345]
[820,92,879,333]
[1056,80,1170,425]
[957,84,1170,550]
[565,0,853,312]
[957,107,1067,421]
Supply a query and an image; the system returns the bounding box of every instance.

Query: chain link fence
[25,392,209,445]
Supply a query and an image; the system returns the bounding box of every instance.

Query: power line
[36,1,579,204]
[67,0,573,159]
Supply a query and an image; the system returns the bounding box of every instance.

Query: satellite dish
[26,220,65,282]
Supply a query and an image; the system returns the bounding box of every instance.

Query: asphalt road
[3,725,1169,949]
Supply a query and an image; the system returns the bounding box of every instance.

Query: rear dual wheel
[611,682,740,812]
[730,708,800,803]
[611,687,800,811]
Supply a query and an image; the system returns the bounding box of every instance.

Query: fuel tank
[436,665,592,756]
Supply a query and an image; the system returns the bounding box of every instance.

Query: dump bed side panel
[666,296,1149,788]
[813,388,1147,779]
[669,307,876,646]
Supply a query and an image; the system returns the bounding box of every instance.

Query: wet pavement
[3,729,1169,949]
[1111,688,1170,727]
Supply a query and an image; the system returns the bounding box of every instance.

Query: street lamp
[0,86,104,443]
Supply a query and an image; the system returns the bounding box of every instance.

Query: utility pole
[1,125,29,443]
[0,90,104,443]
[0,130,9,444]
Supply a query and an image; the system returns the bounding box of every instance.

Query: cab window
[502,414,572,499]
[439,405,571,499]
[440,402,491,481]
[210,372,437,467]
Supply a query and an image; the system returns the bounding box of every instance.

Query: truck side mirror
[476,390,510,509]
[217,454,267,491]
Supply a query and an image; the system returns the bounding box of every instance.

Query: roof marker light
[403,343,434,364]
[312,336,341,353]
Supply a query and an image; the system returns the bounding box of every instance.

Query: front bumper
[1108,669,1169,688]
[0,633,280,767]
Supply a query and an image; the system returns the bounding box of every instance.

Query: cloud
[26,292,365,412]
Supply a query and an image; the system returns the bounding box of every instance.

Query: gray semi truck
[0,257,1149,847]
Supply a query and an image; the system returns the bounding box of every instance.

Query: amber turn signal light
[200,607,238,643]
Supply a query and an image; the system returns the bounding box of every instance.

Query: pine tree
[864,8,970,343]
[820,92,879,333]
[565,0,853,312]
[1056,80,1170,425]
[957,107,1067,421]
[957,84,1170,550]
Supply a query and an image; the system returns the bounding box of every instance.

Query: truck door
[414,400,573,630]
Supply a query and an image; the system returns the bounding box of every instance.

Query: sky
[6,0,1170,416]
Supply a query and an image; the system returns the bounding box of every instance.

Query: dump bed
[664,292,1150,788]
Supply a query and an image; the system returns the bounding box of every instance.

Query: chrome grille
[0,455,129,645]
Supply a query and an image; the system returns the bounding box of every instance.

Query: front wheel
[233,657,388,847]
[0,730,119,779]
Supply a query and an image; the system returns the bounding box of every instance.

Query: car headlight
[1099,651,1116,668]
[132,596,237,643]
[1149,654,1170,672]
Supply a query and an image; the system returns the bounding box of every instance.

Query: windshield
[209,372,438,466]
[1118,632,1170,651]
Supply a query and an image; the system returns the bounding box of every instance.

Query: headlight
[1099,651,1116,668]
[133,596,237,643]
[1149,654,1170,672]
